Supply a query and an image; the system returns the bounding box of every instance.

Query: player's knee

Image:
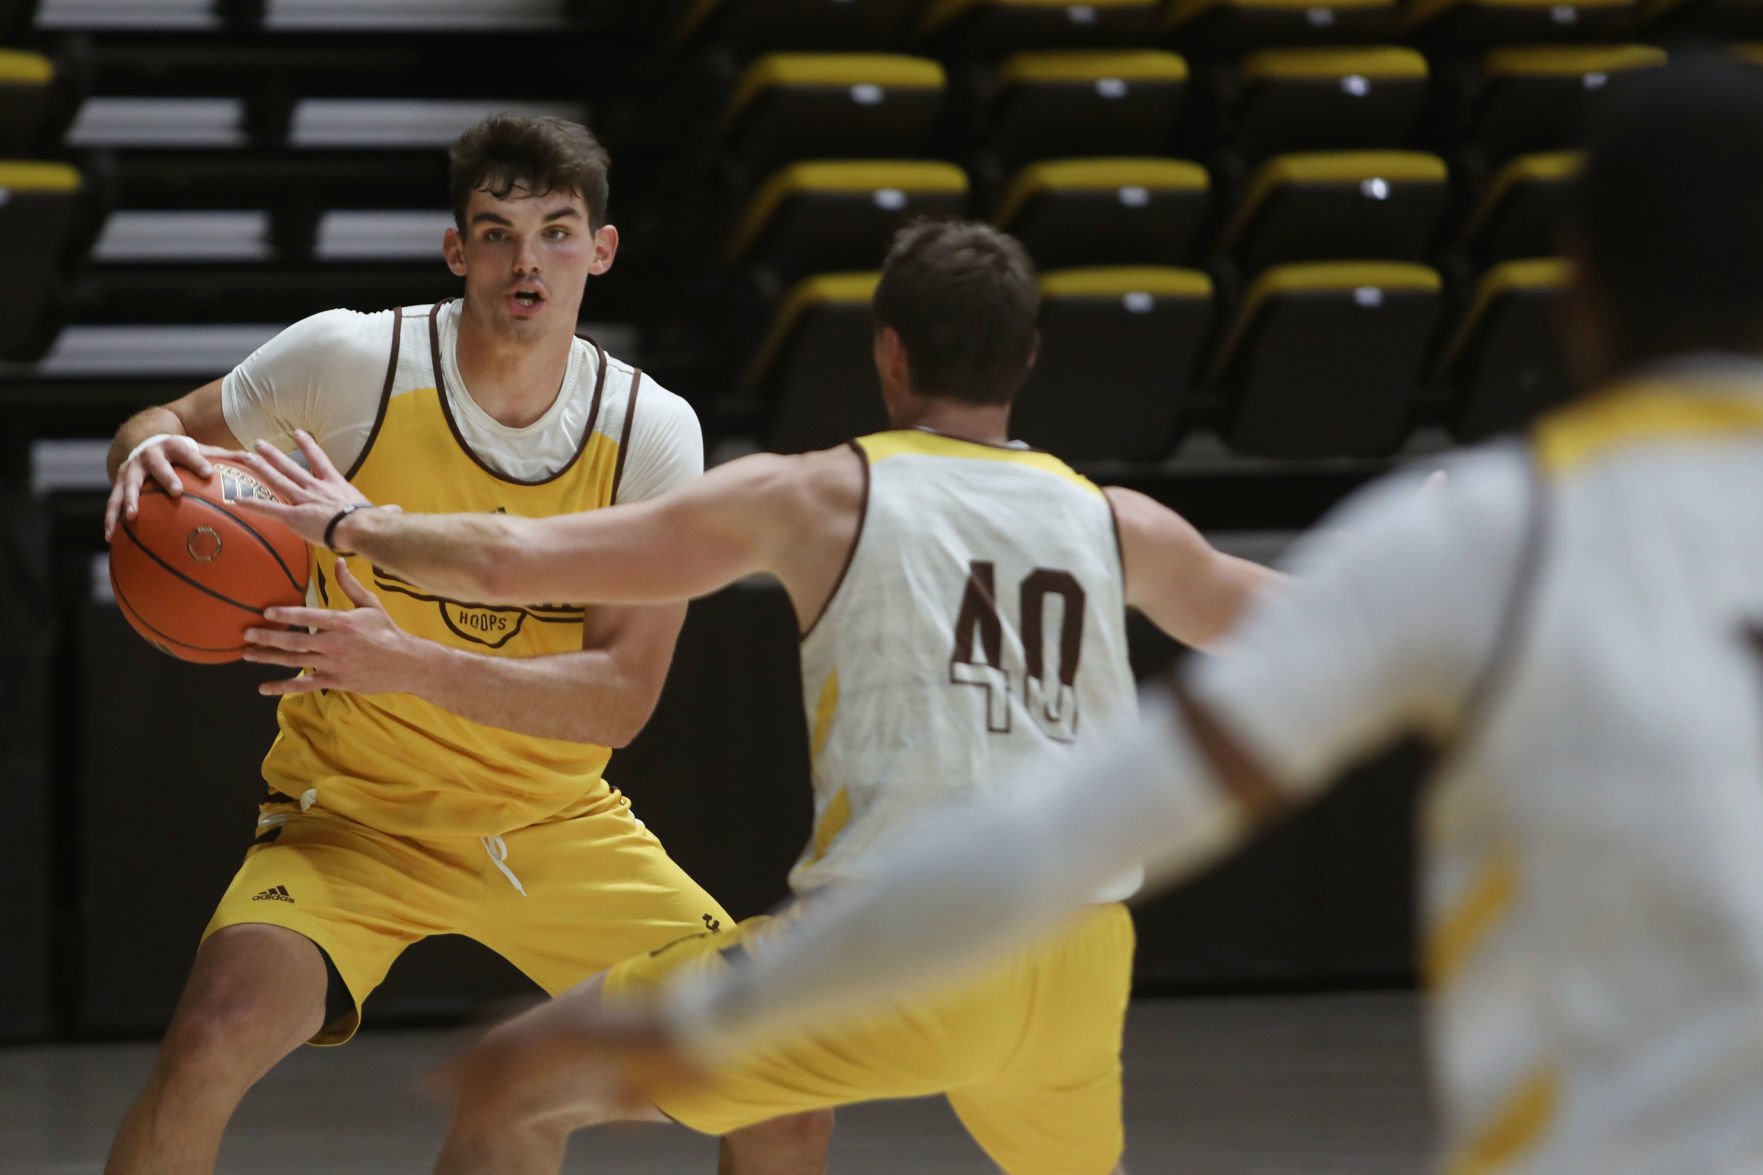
[731,1108,836,1162]
[160,983,304,1085]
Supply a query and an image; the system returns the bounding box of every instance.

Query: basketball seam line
[117,516,267,615]
[109,566,249,653]
[177,487,306,595]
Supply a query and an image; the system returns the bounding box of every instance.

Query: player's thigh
[472,801,732,995]
[206,810,470,1043]
[601,917,1010,1137]
[949,905,1135,1175]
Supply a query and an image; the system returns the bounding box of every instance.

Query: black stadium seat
[722,160,970,283]
[1473,44,1665,165]
[748,272,888,453]
[1229,46,1429,160]
[996,157,1210,267]
[1013,267,1213,462]
[1160,0,1398,53]
[919,0,1159,53]
[1444,258,1573,441]
[1213,261,1442,457]
[671,0,924,50]
[0,160,84,359]
[986,50,1189,168]
[711,54,947,177]
[0,50,53,154]
[1462,151,1580,269]
[1223,150,1449,274]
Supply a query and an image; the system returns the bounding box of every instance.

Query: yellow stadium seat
[0,161,84,360]
[1444,259,1573,441]
[0,51,54,155]
[723,160,969,281]
[1013,268,1213,461]
[671,0,924,50]
[1159,0,1397,53]
[712,54,947,176]
[1463,152,1580,268]
[1403,0,1638,46]
[1223,151,1448,274]
[1230,47,1428,160]
[1474,45,1664,165]
[747,273,888,453]
[918,0,1159,53]
[1213,261,1442,457]
[987,50,1189,168]
[995,158,1210,266]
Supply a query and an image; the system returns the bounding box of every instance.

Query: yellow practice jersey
[262,302,646,838]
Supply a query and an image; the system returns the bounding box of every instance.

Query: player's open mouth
[512,291,543,307]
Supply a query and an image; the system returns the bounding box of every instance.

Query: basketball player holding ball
[98,114,830,1175]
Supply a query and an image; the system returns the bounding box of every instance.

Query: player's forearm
[403,642,656,746]
[337,510,526,605]
[661,688,1254,1062]
[107,406,186,479]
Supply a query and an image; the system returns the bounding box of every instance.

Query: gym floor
[0,991,1432,1173]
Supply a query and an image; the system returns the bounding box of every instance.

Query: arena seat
[1223,151,1448,275]
[723,160,969,282]
[0,160,84,359]
[1462,151,1579,269]
[1159,0,1397,54]
[987,50,1189,168]
[1473,45,1665,165]
[0,50,53,154]
[1012,267,1212,462]
[747,272,888,454]
[1639,0,1763,34]
[711,54,947,178]
[1443,258,1571,441]
[918,0,1158,53]
[995,158,1210,267]
[669,0,924,50]
[1402,0,1638,47]
[1213,261,1442,457]
[1229,46,1428,160]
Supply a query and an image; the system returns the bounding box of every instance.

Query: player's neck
[453,304,574,429]
[891,397,1012,447]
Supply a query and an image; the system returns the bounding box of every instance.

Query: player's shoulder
[592,347,698,427]
[269,307,397,368]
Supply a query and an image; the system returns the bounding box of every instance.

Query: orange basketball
[109,457,310,663]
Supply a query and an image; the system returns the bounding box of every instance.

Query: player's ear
[589,224,619,276]
[443,226,467,278]
[1025,330,1041,376]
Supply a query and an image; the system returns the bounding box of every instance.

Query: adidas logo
[251,885,294,903]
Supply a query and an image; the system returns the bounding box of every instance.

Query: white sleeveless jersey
[1189,368,1763,1173]
[1422,381,1763,1174]
[791,429,1142,900]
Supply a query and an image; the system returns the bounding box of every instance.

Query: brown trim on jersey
[610,367,643,503]
[891,425,1049,455]
[1433,453,1552,776]
[1172,681,1291,825]
[1102,488,1128,585]
[344,305,404,480]
[799,440,871,643]
[427,300,608,487]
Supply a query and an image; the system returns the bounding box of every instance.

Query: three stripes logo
[251,885,295,903]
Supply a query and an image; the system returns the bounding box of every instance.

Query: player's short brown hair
[873,219,1040,406]
[449,114,611,230]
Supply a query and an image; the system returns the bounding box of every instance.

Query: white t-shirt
[219,302,702,502]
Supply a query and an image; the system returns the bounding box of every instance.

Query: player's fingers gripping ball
[109,458,310,663]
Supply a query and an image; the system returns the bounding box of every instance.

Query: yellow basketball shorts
[205,789,730,1045]
[604,902,1135,1175]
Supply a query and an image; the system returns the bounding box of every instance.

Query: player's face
[444,185,617,339]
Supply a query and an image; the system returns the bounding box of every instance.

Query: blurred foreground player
[99,115,828,1174]
[510,58,1763,1175]
[237,219,1280,1174]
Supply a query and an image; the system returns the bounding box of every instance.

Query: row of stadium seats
[15,0,1763,46]
[683,42,1682,177]
[711,149,1571,279]
[743,257,1569,460]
